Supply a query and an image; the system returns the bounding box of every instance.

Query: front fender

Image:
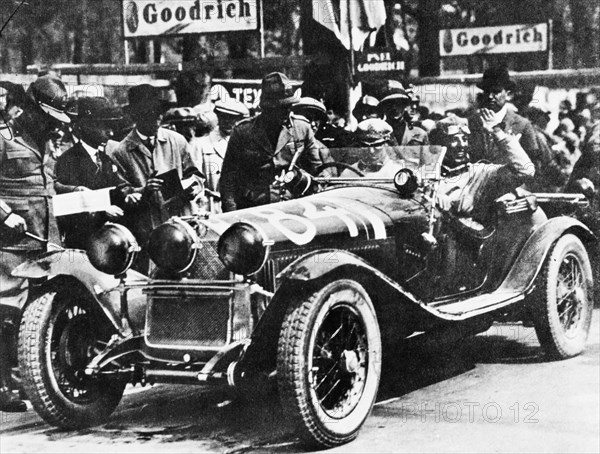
[499,216,596,294]
[278,249,379,282]
[12,249,148,336]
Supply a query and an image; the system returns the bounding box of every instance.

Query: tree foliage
[0,0,598,74]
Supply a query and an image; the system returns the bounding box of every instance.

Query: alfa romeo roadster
[13,145,595,448]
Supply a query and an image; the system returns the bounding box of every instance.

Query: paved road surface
[1,310,598,453]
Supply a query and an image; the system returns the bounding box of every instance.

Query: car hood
[199,186,424,247]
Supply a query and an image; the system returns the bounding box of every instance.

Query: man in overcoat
[110,84,203,273]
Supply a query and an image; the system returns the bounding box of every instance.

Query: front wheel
[277,279,381,448]
[532,234,594,359]
[18,291,126,428]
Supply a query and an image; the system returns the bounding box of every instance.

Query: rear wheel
[18,291,125,428]
[277,279,381,448]
[532,234,594,359]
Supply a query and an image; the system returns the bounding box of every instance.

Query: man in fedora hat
[220,72,324,212]
[378,80,429,146]
[468,65,541,183]
[110,84,203,273]
[55,97,131,249]
[0,75,70,412]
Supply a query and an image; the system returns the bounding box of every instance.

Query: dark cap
[355,118,393,146]
[214,98,250,117]
[77,97,123,122]
[28,75,70,123]
[260,72,299,108]
[477,65,516,92]
[291,97,326,121]
[379,80,411,107]
[126,84,164,115]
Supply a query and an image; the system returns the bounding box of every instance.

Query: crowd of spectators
[1,67,599,412]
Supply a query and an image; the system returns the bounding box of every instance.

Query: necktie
[144,137,155,152]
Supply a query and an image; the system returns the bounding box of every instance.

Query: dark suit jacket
[468,109,539,167]
[55,142,128,249]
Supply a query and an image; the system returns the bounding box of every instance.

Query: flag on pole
[312,0,387,51]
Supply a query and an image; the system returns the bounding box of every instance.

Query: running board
[432,291,525,318]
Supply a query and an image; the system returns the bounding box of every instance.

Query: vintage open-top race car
[13,145,595,448]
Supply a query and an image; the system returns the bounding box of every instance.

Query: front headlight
[87,223,140,276]
[217,222,271,276]
[148,217,199,273]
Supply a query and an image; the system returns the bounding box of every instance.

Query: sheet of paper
[53,187,114,217]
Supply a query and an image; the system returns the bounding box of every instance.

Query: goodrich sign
[440,23,548,56]
[122,0,258,38]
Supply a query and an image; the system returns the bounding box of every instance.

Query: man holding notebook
[110,84,203,273]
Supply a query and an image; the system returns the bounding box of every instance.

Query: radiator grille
[146,291,232,348]
[188,240,230,280]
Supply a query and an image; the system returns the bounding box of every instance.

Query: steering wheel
[316,162,366,178]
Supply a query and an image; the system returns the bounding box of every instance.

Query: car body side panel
[498,216,595,293]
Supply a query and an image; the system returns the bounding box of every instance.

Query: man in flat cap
[220,72,324,212]
[191,98,249,212]
[468,66,543,187]
[55,97,131,249]
[110,84,203,273]
[0,75,71,412]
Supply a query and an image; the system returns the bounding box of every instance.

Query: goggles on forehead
[445,124,470,136]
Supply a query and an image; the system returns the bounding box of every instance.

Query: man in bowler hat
[220,72,324,212]
[110,84,203,273]
[55,97,131,249]
[0,75,70,411]
[468,65,542,188]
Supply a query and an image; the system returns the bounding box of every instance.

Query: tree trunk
[20,31,34,73]
[177,36,212,107]
[417,0,441,77]
[569,0,599,68]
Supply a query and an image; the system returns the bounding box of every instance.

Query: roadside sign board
[440,23,548,57]
[122,0,258,38]
[355,47,407,81]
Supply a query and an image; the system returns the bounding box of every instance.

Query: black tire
[532,234,594,359]
[18,291,126,429]
[277,279,381,448]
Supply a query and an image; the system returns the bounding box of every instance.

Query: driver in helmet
[433,117,535,224]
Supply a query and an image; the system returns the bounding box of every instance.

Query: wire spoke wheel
[277,279,381,448]
[532,234,594,359]
[19,291,126,429]
[556,253,585,334]
[310,304,368,419]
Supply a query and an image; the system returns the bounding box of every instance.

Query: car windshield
[325,145,446,181]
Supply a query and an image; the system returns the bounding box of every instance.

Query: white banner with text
[122,0,258,38]
[440,23,548,57]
